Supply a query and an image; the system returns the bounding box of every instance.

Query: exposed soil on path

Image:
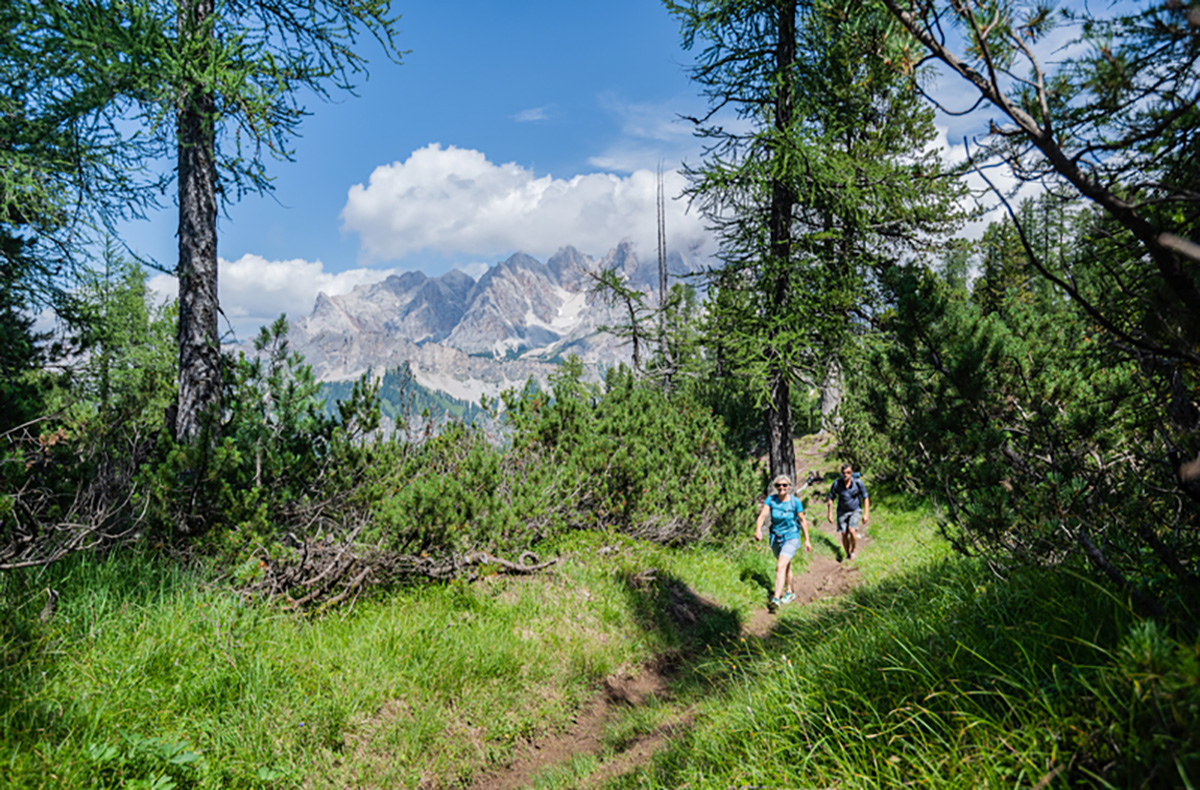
[741,526,863,640]
[467,436,865,789]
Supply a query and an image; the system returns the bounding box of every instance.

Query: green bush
[139,317,379,554]
[362,359,757,557]
[843,261,1199,622]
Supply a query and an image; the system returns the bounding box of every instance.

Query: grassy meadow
[1,482,1197,788]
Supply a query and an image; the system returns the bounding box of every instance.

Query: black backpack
[832,473,866,504]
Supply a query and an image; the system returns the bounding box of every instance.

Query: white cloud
[341,143,716,266]
[587,92,722,173]
[148,255,399,341]
[513,106,548,122]
[931,124,1046,240]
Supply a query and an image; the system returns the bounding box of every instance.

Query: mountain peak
[285,240,702,403]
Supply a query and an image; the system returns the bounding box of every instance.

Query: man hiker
[827,464,869,561]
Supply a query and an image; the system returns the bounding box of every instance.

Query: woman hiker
[754,474,812,612]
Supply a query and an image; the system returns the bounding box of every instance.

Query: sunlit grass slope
[612,488,1200,789]
[2,486,1196,789]
[0,525,807,789]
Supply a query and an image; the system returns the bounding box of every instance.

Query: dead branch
[1,421,153,571]
[243,533,559,609]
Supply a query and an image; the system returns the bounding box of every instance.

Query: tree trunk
[766,373,795,481]
[764,0,798,480]
[174,0,221,441]
[819,353,842,433]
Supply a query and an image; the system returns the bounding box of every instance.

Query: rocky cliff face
[288,242,689,403]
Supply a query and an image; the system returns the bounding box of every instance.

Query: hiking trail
[467,436,866,789]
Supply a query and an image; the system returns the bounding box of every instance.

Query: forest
[1,0,1198,787]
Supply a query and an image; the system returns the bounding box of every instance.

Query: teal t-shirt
[766,494,802,542]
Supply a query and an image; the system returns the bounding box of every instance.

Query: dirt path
[472,540,865,784]
[468,437,858,789]
[468,532,863,790]
[742,525,862,639]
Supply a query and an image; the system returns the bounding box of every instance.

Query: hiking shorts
[836,510,862,534]
[771,536,802,559]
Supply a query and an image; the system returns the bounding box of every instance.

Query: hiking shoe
[780,591,796,605]
[768,596,781,613]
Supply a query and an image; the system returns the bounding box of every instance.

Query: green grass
[608,485,1200,789]
[2,484,1197,788]
[0,527,798,789]
[0,534,676,788]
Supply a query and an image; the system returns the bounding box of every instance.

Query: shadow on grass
[812,532,843,562]
[738,565,773,597]
[616,567,744,660]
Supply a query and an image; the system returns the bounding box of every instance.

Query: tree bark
[819,353,843,433]
[174,0,221,441]
[765,0,798,481]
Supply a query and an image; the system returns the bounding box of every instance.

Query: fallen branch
[244,536,558,609]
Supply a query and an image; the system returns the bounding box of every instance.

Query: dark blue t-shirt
[766,494,803,541]
[830,478,868,513]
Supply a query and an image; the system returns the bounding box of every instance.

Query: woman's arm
[755,503,770,542]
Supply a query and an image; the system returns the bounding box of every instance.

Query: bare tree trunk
[174,0,221,442]
[765,0,798,480]
[767,373,795,481]
[657,162,673,395]
[819,354,843,433]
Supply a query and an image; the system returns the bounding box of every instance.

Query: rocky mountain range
[288,242,691,404]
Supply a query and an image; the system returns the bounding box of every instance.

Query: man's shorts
[836,510,862,533]
[771,536,802,559]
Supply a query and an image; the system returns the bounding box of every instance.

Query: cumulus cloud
[340,143,716,266]
[148,255,397,341]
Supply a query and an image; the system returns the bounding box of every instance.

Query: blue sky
[138,0,730,337]
[132,0,1085,339]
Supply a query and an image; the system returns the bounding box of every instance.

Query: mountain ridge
[287,241,691,404]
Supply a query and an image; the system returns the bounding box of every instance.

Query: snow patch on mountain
[285,241,697,403]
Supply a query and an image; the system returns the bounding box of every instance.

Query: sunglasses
[775,483,789,488]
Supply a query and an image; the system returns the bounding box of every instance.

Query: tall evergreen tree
[146,0,402,441]
[667,0,961,476]
[163,0,403,439]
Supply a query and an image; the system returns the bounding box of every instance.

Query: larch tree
[665,0,804,480]
[0,0,166,430]
[142,0,403,441]
[666,0,961,478]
